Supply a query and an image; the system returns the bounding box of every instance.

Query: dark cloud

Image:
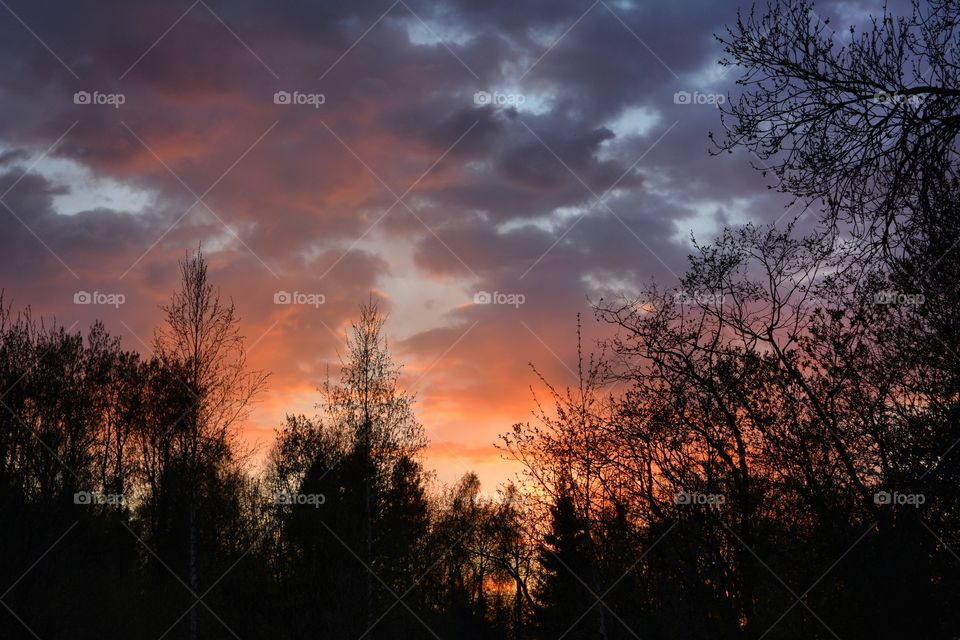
[0,0,863,486]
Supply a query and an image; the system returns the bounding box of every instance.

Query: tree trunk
[366,474,374,634]
[190,483,199,640]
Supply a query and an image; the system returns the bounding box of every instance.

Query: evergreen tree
[536,490,597,640]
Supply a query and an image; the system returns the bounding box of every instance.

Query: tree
[322,297,426,634]
[151,248,266,640]
[321,296,426,461]
[714,0,960,254]
[536,490,596,640]
[268,297,431,639]
[502,318,632,639]
[0,297,147,639]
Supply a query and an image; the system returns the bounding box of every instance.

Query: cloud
[0,0,847,488]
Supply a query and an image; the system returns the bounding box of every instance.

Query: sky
[0,0,871,490]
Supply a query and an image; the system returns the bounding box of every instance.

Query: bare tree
[321,296,425,460]
[319,296,425,630]
[153,248,266,640]
[714,0,960,253]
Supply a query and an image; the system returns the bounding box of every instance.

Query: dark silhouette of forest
[2,1,960,638]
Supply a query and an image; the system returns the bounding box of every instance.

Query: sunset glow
[0,0,793,490]
[3,1,960,639]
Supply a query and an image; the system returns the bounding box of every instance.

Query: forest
[2,0,960,638]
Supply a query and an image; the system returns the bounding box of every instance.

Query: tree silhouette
[150,248,266,640]
[536,490,596,640]
[714,0,960,253]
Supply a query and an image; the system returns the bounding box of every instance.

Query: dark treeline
[3,1,960,639]
[0,259,532,640]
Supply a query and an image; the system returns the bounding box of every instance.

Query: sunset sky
[0,0,868,489]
